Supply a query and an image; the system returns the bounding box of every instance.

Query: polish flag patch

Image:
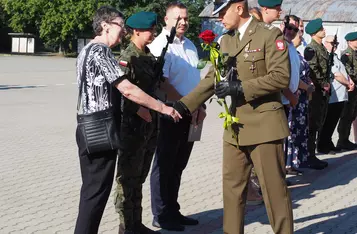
[275,40,285,51]
[119,60,128,67]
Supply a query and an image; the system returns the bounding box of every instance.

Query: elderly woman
[74,6,180,234]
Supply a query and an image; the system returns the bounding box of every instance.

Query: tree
[2,0,206,53]
[117,0,206,46]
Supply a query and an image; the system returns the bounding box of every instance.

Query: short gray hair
[93,6,124,36]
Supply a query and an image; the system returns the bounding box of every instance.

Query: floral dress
[286,52,311,168]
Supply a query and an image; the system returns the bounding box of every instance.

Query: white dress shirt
[148,29,200,96]
[330,54,349,103]
[282,42,300,105]
[238,16,253,40]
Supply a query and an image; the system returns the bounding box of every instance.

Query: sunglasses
[286,25,299,33]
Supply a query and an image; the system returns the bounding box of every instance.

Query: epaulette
[258,22,275,30]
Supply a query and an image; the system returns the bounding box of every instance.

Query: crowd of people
[245,0,357,206]
[73,0,357,234]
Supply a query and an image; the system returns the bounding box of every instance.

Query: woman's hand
[160,104,182,122]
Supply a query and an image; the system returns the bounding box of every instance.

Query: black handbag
[75,44,120,156]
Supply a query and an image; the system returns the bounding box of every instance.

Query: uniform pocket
[257,102,283,112]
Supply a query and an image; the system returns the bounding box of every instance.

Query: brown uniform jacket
[180,18,290,146]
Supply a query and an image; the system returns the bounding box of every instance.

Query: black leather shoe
[138,224,161,234]
[178,215,199,225]
[337,140,357,151]
[152,220,185,232]
[301,156,327,170]
[286,167,303,176]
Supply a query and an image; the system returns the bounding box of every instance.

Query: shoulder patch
[275,40,285,51]
[304,47,315,61]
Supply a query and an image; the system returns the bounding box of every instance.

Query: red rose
[199,30,217,44]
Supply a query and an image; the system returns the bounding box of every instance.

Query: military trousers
[114,113,158,230]
[223,140,293,234]
[337,88,357,142]
[308,91,329,157]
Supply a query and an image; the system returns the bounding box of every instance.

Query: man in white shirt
[148,2,205,232]
[318,35,355,154]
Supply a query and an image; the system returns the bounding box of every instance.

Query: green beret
[345,32,357,41]
[258,0,283,7]
[126,11,157,29]
[305,18,323,35]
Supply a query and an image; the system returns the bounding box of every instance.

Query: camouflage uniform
[304,39,331,157]
[337,47,357,145]
[112,42,159,231]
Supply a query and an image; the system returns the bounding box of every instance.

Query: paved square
[0,55,356,234]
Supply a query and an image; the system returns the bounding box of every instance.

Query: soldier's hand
[215,80,243,99]
[172,101,191,120]
[137,107,152,122]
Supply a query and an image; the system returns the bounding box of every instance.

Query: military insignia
[264,24,274,30]
[275,40,285,51]
[245,43,250,52]
[246,48,262,53]
[119,60,128,67]
[249,56,256,73]
[244,53,249,59]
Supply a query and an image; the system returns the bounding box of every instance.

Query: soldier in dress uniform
[302,18,330,170]
[112,11,161,234]
[173,0,294,233]
[336,32,357,150]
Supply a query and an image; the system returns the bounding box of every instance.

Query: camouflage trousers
[114,113,158,230]
[338,88,357,142]
[308,91,329,157]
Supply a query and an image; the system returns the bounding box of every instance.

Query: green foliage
[2,0,206,53]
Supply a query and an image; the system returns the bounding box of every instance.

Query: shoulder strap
[77,43,95,111]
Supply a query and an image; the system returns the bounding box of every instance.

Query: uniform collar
[129,41,151,55]
[238,16,253,39]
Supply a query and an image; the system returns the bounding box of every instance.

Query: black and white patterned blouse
[76,42,124,114]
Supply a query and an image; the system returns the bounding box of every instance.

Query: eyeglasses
[110,21,125,28]
[286,25,299,33]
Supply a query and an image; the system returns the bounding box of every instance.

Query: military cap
[305,18,323,35]
[345,32,357,41]
[213,0,244,15]
[258,0,283,7]
[126,11,157,29]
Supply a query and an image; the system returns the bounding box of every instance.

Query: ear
[101,21,109,32]
[164,15,169,25]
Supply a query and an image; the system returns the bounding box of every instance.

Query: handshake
[167,80,244,119]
